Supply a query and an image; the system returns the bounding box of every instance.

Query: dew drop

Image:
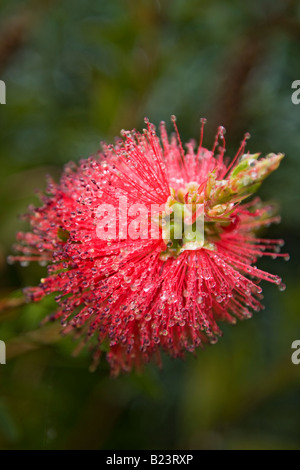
[20,261,29,267]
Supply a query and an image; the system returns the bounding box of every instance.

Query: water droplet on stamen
[20,261,29,267]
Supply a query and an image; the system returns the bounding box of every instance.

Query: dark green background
[0,0,299,450]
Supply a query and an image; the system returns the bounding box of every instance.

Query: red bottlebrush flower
[10,117,288,376]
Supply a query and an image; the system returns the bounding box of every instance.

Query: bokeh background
[0,0,300,450]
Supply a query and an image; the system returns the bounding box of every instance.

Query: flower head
[10,117,288,375]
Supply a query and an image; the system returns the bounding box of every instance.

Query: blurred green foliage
[0,0,300,450]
